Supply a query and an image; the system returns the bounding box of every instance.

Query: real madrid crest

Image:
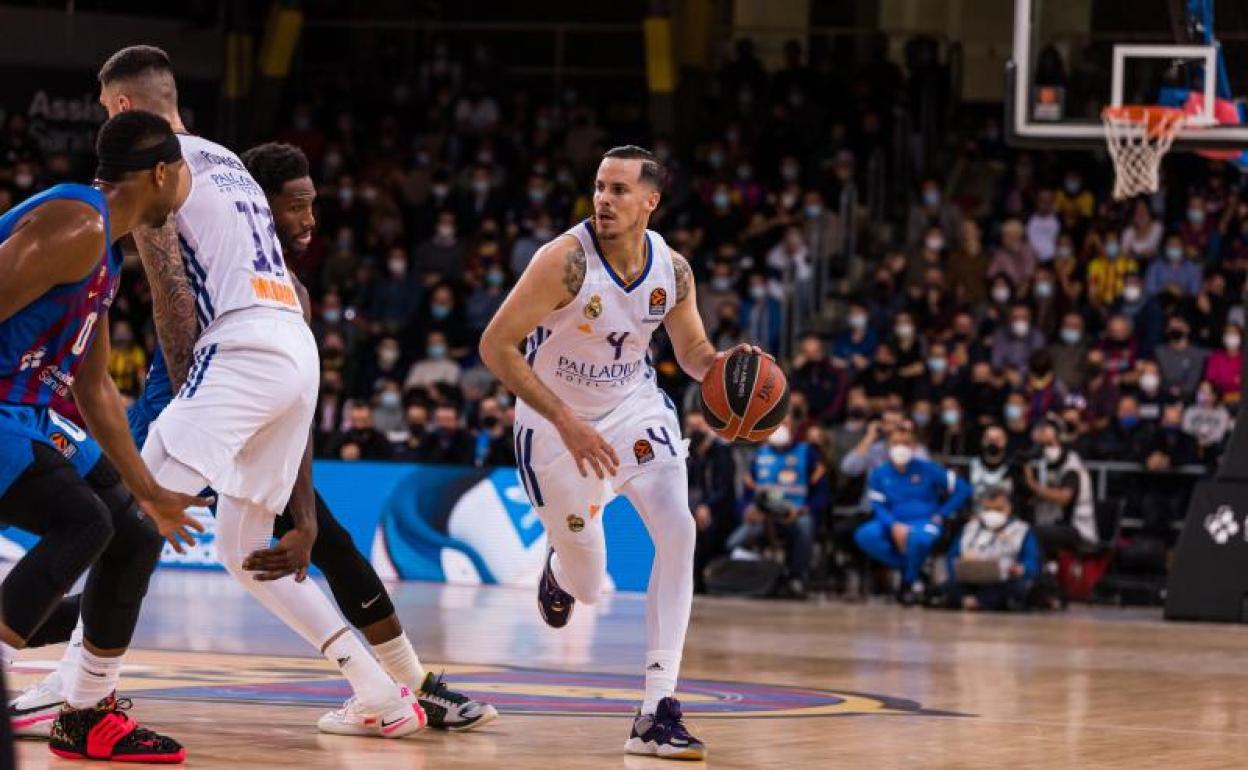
[584,294,603,319]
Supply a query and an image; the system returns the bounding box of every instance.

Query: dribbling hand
[555,411,619,479]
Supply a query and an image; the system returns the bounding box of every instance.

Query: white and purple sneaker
[624,697,706,761]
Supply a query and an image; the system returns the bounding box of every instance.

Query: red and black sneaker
[49,694,186,764]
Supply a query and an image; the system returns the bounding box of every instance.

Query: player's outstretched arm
[663,250,764,381]
[479,234,619,479]
[133,219,198,392]
[70,311,209,551]
[0,201,108,323]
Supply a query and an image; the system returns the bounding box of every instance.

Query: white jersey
[523,220,678,420]
[175,134,301,330]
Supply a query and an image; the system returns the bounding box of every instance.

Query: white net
[1102,107,1185,200]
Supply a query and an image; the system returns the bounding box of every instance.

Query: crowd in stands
[1,34,1243,605]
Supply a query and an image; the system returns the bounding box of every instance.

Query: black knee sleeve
[0,445,113,642]
[309,492,395,628]
[79,458,163,650]
[26,593,81,648]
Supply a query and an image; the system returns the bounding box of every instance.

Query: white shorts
[143,308,318,512]
[513,382,687,514]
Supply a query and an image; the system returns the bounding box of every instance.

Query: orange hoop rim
[1102,105,1186,138]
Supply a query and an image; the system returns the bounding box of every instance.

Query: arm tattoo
[133,221,198,392]
[563,243,586,297]
[674,253,692,305]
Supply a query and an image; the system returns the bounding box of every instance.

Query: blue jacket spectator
[854,425,971,603]
[740,273,783,354]
[1145,238,1202,298]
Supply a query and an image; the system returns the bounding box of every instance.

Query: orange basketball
[700,350,790,443]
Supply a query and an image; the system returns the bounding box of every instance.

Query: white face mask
[992,286,1011,304]
[1140,372,1160,393]
[1011,320,1030,338]
[979,509,1008,530]
[768,425,792,447]
[889,444,914,467]
[1225,334,1242,351]
[1043,444,1062,463]
[1123,285,1142,303]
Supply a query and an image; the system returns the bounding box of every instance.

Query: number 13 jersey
[523,219,678,421]
[175,134,301,329]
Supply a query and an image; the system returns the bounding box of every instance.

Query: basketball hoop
[1102,105,1186,200]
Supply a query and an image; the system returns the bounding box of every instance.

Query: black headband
[95,133,182,183]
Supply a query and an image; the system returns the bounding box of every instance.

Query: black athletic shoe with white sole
[417,672,498,731]
[624,697,706,761]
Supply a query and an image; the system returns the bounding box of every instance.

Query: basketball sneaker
[9,671,65,739]
[538,547,575,628]
[49,694,185,764]
[317,684,426,738]
[624,697,706,761]
[417,672,498,731]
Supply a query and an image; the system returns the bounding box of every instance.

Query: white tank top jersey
[524,219,678,421]
[175,134,302,331]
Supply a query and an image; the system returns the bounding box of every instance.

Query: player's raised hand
[555,412,619,479]
[136,487,211,554]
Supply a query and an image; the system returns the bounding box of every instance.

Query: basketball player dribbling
[480,145,763,760]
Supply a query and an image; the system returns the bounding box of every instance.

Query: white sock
[53,621,85,693]
[373,632,425,690]
[0,640,15,669]
[67,649,122,709]
[324,630,395,708]
[641,649,681,715]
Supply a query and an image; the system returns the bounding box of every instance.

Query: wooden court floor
[8,571,1248,769]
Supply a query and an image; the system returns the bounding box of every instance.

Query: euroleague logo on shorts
[49,432,77,459]
[648,287,666,316]
[634,439,655,465]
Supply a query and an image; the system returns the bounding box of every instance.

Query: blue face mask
[927,357,947,374]
[1166,245,1184,262]
[941,409,960,426]
[427,344,447,360]
[804,203,822,219]
[1005,404,1024,422]
[431,304,451,320]
[486,271,505,287]
[923,189,941,208]
[1119,414,1139,430]
[1105,241,1121,258]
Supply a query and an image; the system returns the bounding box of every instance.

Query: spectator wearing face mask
[1179,193,1216,257]
[511,212,555,275]
[1154,317,1207,401]
[856,343,904,410]
[906,226,947,288]
[1184,381,1231,458]
[731,417,827,596]
[409,282,471,360]
[354,335,406,399]
[698,260,741,333]
[947,219,989,307]
[931,396,972,456]
[1055,170,1094,221]
[1132,359,1166,423]
[831,302,878,373]
[333,401,394,461]
[1086,230,1139,308]
[1002,392,1032,456]
[370,245,423,336]
[413,210,467,283]
[915,341,959,404]
[466,264,509,336]
[991,304,1045,380]
[890,311,926,397]
[1145,235,1203,298]
[474,396,515,467]
[906,177,963,251]
[961,362,1005,429]
[1047,312,1089,391]
[909,399,935,448]
[1025,419,1097,556]
[404,331,462,390]
[1024,350,1066,424]
[969,425,1017,500]
[106,320,146,399]
[1138,402,1200,545]
[855,425,971,605]
[1029,266,1062,336]
[1204,323,1243,406]
[393,401,431,462]
[740,272,783,354]
[944,486,1040,611]
[1091,394,1149,460]
[418,403,476,465]
[372,381,408,439]
[789,333,847,424]
[1026,188,1061,263]
[1076,350,1118,431]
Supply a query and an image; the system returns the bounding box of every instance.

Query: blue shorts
[0,405,103,497]
[127,345,174,449]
